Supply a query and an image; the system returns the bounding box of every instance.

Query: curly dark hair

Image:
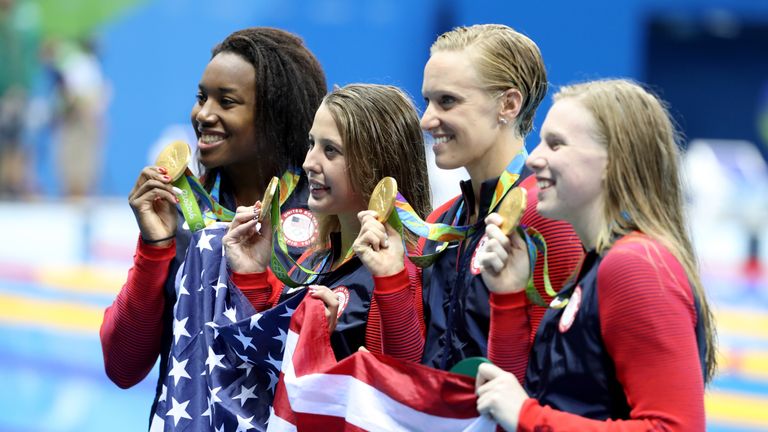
[202,27,327,190]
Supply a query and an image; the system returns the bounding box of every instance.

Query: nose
[526,143,547,172]
[194,99,217,128]
[302,143,320,175]
[420,102,439,132]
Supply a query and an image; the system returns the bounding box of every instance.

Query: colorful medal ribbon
[393,149,528,267]
[521,227,568,309]
[380,148,564,308]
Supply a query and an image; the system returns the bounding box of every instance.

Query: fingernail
[162,175,171,181]
[157,167,167,174]
[172,186,183,195]
[384,239,389,248]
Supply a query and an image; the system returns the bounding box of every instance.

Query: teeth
[433,136,452,145]
[537,179,553,189]
[201,134,223,144]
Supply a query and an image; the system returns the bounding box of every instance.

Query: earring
[499,117,509,125]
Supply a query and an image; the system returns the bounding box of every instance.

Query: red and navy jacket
[420,174,583,370]
[518,234,707,429]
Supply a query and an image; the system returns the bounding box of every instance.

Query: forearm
[100,238,175,388]
[231,270,282,312]
[374,268,425,362]
[488,292,531,383]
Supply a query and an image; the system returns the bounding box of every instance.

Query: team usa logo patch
[558,285,582,333]
[470,234,490,275]
[332,286,350,318]
[281,208,318,248]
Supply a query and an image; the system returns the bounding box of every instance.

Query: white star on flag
[234,328,254,351]
[235,414,256,432]
[266,352,282,371]
[168,357,190,385]
[205,346,225,373]
[166,397,192,426]
[209,386,222,404]
[250,313,263,330]
[213,277,228,297]
[233,384,258,407]
[196,231,215,252]
[173,317,191,344]
[223,306,238,322]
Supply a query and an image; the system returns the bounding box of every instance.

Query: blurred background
[0,0,766,430]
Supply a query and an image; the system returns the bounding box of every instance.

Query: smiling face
[527,97,608,230]
[420,49,507,174]
[190,52,259,171]
[302,104,364,217]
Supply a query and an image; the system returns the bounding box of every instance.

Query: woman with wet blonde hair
[475,78,715,430]
[354,24,584,369]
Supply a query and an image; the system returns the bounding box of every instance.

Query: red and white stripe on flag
[267,297,496,432]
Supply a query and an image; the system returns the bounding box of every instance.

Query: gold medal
[368,177,398,222]
[155,140,191,181]
[260,176,279,222]
[497,187,527,235]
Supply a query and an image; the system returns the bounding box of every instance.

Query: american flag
[150,224,306,432]
[267,296,497,432]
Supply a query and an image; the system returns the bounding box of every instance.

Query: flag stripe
[272,299,496,432]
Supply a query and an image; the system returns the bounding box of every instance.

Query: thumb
[475,362,505,389]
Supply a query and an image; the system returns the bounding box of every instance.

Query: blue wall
[94,0,768,196]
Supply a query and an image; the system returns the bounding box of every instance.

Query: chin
[434,156,462,171]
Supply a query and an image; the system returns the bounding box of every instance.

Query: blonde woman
[476,79,716,430]
[354,24,584,370]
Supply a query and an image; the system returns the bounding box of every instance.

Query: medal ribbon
[175,168,301,232]
[391,149,528,267]
[384,148,564,307]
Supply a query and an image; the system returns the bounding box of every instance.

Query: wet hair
[431,24,547,138]
[202,27,327,190]
[555,78,717,383]
[317,84,432,247]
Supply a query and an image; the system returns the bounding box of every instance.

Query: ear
[499,88,523,122]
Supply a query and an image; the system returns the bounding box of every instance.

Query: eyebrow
[197,84,240,95]
[319,137,341,148]
[542,131,563,141]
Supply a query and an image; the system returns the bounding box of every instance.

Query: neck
[223,162,276,206]
[465,135,525,217]
[571,202,605,251]
[336,211,362,261]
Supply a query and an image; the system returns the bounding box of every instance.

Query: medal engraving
[497,187,527,235]
[155,140,191,181]
[368,177,397,222]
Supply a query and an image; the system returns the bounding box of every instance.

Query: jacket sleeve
[487,291,531,384]
[100,237,176,388]
[231,268,286,312]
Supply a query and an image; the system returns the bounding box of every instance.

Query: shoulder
[600,234,681,276]
[597,233,693,306]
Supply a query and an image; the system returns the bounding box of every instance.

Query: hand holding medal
[154,140,239,232]
[476,188,531,295]
[352,177,406,277]
[222,176,279,274]
[128,141,190,244]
